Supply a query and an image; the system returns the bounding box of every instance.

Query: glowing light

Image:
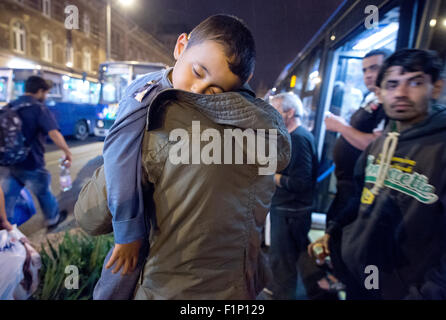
[330,35,336,41]
[353,23,399,50]
[66,62,73,68]
[119,0,134,6]
[62,75,70,82]
[443,19,446,27]
[8,58,36,69]
[290,75,297,88]
[430,19,437,27]
[272,87,277,92]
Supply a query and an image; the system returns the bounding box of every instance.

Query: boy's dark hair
[187,14,256,84]
[25,76,52,94]
[364,48,392,60]
[376,49,443,87]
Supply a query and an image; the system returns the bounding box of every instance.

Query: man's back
[134,89,291,299]
[271,125,317,212]
[10,95,58,170]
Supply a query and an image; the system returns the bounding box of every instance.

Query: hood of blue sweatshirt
[341,104,446,300]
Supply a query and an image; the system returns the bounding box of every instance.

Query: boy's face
[171,33,242,94]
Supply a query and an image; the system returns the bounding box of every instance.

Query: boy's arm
[102,75,160,245]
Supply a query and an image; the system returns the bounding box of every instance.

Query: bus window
[61,77,97,104]
[305,54,321,92]
[102,73,130,104]
[133,65,166,80]
[315,6,400,212]
[302,96,314,131]
[0,77,8,102]
[288,65,305,96]
[90,82,100,104]
[327,7,400,119]
[13,81,25,99]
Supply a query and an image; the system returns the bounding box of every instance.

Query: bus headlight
[97,120,105,128]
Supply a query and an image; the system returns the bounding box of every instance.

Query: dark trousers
[326,181,370,299]
[269,208,311,299]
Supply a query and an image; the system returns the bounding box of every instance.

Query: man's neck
[24,93,37,99]
[287,118,300,133]
[396,108,430,132]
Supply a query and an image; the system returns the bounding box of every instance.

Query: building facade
[0,0,173,77]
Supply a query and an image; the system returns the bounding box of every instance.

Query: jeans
[2,167,59,225]
[269,208,312,299]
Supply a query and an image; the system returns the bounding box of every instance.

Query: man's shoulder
[125,69,168,96]
[11,97,45,115]
[291,126,315,145]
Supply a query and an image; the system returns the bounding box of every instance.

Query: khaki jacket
[75,87,291,299]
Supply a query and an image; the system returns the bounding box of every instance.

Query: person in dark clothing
[2,76,71,230]
[308,49,391,288]
[339,49,446,299]
[267,92,318,299]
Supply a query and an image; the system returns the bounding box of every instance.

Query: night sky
[125,0,344,94]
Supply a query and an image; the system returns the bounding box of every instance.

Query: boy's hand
[106,239,142,275]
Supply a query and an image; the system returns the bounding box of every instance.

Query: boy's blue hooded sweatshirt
[102,68,172,244]
[341,105,446,299]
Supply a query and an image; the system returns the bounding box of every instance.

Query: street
[0,136,104,243]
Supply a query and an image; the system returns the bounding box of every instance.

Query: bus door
[315,6,400,212]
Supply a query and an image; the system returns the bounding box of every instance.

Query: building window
[83,48,91,72]
[43,0,51,18]
[84,14,90,37]
[66,45,74,67]
[12,22,26,54]
[42,32,53,62]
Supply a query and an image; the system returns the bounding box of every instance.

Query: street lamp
[106,0,135,61]
[119,0,134,6]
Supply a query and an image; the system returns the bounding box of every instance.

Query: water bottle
[59,158,72,192]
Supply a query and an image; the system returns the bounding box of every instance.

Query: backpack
[0,102,31,166]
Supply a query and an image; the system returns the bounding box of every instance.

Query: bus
[94,61,169,137]
[0,64,101,140]
[269,0,446,214]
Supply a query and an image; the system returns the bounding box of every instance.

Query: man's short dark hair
[376,49,443,87]
[25,76,51,94]
[187,14,256,84]
[364,48,392,60]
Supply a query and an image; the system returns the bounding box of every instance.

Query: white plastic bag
[0,225,41,300]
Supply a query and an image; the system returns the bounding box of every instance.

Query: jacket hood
[390,104,446,141]
[146,87,291,172]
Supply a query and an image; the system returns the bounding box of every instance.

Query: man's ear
[375,86,383,104]
[432,79,444,100]
[173,33,189,60]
